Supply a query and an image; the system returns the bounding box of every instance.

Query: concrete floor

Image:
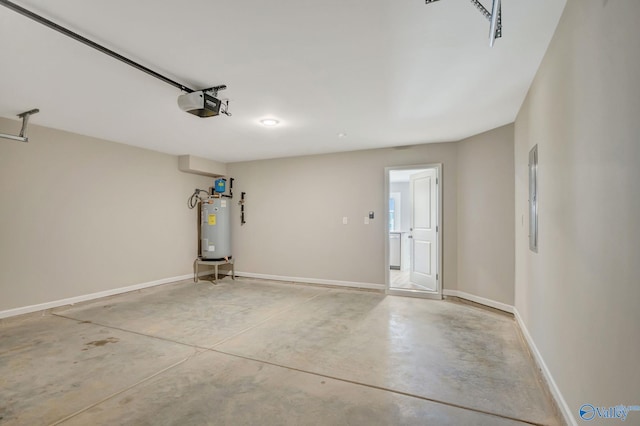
[0,278,560,425]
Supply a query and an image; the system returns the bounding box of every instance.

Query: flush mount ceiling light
[0,0,231,118]
[425,0,502,47]
[260,119,280,127]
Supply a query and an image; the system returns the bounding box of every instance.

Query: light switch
[342,217,348,225]
[364,217,370,225]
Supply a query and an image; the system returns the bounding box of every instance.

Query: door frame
[384,164,443,299]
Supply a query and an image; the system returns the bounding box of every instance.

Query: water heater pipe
[221,177,234,199]
[239,192,246,225]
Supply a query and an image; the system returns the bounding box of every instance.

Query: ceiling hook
[1,108,39,143]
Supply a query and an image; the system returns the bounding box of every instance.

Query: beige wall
[458,124,515,305]
[0,117,211,312]
[227,143,459,288]
[228,129,515,297]
[1,99,516,314]
[0,116,518,313]
[514,0,640,420]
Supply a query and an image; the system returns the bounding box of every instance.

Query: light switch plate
[342,217,348,225]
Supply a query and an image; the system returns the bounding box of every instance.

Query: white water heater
[199,197,231,260]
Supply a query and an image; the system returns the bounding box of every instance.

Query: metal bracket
[203,85,227,98]
[202,85,232,116]
[219,99,232,117]
[425,0,502,46]
[238,192,246,225]
[1,108,39,142]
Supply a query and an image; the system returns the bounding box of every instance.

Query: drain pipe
[1,109,39,143]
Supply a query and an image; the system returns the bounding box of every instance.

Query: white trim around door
[385,164,443,300]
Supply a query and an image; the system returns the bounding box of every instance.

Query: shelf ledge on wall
[178,155,227,177]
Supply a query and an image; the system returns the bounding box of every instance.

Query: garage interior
[1,1,638,425]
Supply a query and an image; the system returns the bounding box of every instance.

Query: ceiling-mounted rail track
[425,0,502,46]
[0,0,195,93]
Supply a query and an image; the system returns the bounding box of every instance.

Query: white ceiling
[0,0,566,163]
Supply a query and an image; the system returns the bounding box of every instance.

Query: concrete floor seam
[0,280,558,425]
[49,297,550,426]
[51,287,324,352]
[51,313,211,350]
[208,291,326,349]
[48,354,197,426]
[208,348,549,426]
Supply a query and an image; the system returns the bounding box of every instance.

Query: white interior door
[409,169,438,292]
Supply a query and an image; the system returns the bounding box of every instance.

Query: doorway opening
[385,165,442,299]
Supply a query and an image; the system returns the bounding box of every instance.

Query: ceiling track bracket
[203,85,232,116]
[1,109,40,143]
[203,85,228,98]
[425,0,502,46]
[0,0,195,93]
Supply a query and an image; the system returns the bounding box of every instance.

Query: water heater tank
[199,197,231,260]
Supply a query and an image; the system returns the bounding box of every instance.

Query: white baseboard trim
[0,273,193,320]
[443,289,514,314]
[514,308,576,426]
[235,271,385,291]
